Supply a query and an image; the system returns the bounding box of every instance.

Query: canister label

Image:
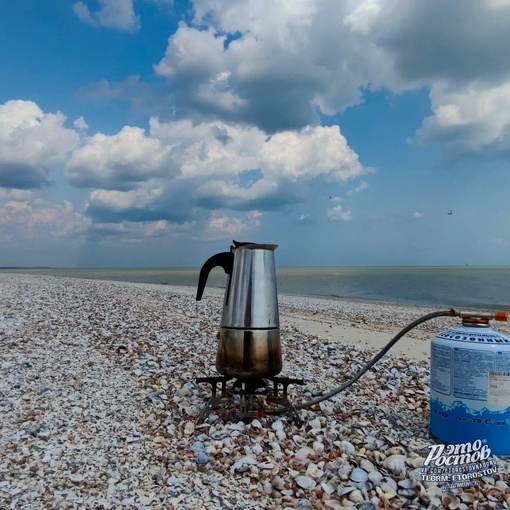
[452,348,493,401]
[488,372,510,407]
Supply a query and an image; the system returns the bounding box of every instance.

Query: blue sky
[1,0,509,268]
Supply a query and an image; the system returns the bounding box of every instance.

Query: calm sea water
[2,266,510,310]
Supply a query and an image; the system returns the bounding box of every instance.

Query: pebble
[1,273,509,509]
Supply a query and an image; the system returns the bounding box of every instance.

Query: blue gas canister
[430,314,510,456]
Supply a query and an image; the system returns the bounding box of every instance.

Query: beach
[1,273,509,509]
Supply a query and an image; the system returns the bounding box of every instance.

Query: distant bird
[447,210,453,215]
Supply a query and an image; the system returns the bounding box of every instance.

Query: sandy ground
[278,292,510,364]
[280,312,431,362]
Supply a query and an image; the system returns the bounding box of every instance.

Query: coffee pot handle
[196,252,234,301]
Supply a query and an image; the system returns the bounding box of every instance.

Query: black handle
[196,252,234,301]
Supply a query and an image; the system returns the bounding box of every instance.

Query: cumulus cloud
[141,0,510,153]
[0,100,80,189]
[152,2,391,131]
[73,116,89,131]
[73,0,140,31]
[66,126,171,190]
[77,1,510,153]
[66,118,368,224]
[415,82,510,151]
[328,204,353,221]
[347,180,368,195]
[0,196,91,244]
[203,212,262,240]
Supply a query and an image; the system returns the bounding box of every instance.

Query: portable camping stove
[196,376,304,425]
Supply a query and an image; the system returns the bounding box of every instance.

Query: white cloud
[73,0,140,31]
[65,118,368,224]
[328,205,353,221]
[347,180,368,195]
[87,187,164,211]
[0,197,91,243]
[65,126,170,189]
[146,0,510,153]
[0,189,31,200]
[413,211,424,218]
[416,82,510,151]
[0,100,81,189]
[203,212,261,240]
[73,116,89,131]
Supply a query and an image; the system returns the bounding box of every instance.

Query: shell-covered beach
[1,274,510,509]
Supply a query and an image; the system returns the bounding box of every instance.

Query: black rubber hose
[294,309,457,410]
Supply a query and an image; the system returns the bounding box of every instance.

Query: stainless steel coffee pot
[196,240,282,378]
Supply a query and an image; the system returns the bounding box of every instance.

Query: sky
[1,0,510,268]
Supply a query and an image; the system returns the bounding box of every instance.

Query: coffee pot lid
[232,240,278,251]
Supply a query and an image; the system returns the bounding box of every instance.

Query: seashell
[368,470,382,485]
[308,418,321,429]
[272,476,285,490]
[410,456,424,468]
[399,489,417,499]
[272,420,284,431]
[295,447,315,460]
[184,421,195,435]
[459,492,475,504]
[442,492,459,509]
[323,499,344,510]
[325,427,338,441]
[377,483,396,498]
[337,485,356,497]
[335,460,354,478]
[487,487,504,502]
[313,440,325,452]
[359,504,377,510]
[305,462,322,478]
[338,440,355,455]
[386,497,406,508]
[397,478,416,490]
[295,475,316,490]
[360,458,375,473]
[196,453,209,465]
[348,489,364,503]
[293,434,306,446]
[387,446,406,455]
[275,428,286,440]
[429,495,441,507]
[321,481,336,496]
[426,486,443,496]
[383,454,406,475]
[350,467,369,483]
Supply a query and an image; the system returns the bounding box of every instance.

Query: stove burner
[196,376,304,425]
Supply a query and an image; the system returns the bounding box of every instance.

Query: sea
[2,266,510,311]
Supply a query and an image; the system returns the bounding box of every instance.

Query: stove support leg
[195,377,233,423]
[267,377,304,426]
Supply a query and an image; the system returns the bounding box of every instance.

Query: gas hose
[294,309,460,410]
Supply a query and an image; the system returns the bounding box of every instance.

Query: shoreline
[1,274,509,509]
[2,267,510,313]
